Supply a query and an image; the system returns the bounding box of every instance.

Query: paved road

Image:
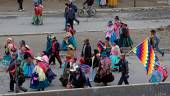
[0,16,170,35]
[1,8,170,35]
[0,34,169,95]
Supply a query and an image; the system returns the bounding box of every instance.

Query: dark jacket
[81,44,92,59]
[116,59,129,75]
[66,8,75,20]
[70,70,86,88]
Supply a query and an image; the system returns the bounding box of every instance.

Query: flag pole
[127,37,149,55]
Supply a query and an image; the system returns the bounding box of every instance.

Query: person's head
[35,56,43,63]
[6,38,13,44]
[52,36,56,40]
[65,3,69,7]
[154,62,160,70]
[24,52,33,62]
[94,49,99,56]
[19,40,26,48]
[41,51,47,56]
[11,53,18,60]
[105,37,110,42]
[108,20,113,26]
[84,39,90,45]
[120,54,126,60]
[21,46,27,52]
[115,16,120,21]
[150,30,156,35]
[154,64,159,70]
[68,44,74,50]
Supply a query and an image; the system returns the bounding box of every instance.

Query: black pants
[18,2,23,10]
[49,52,62,66]
[15,80,27,93]
[118,74,129,85]
[9,73,15,91]
[67,18,74,29]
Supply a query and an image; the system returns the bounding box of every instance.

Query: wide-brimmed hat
[108,20,113,25]
[68,44,74,50]
[155,62,160,66]
[34,56,43,62]
[7,38,13,42]
[25,45,30,50]
[70,64,79,72]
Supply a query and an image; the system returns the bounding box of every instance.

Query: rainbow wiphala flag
[132,39,158,75]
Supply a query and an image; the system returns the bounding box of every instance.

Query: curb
[0,6,170,16]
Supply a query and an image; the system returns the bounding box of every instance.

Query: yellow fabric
[33,65,46,81]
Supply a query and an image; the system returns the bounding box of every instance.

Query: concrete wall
[2,82,170,96]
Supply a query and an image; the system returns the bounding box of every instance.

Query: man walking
[150,29,164,56]
[81,39,92,67]
[116,54,129,85]
[49,36,62,68]
[66,4,76,29]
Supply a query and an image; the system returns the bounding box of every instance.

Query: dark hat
[108,20,113,25]
[94,49,99,55]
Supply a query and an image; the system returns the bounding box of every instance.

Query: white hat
[25,45,30,50]
[7,37,13,41]
[68,44,74,50]
[70,63,79,72]
[35,56,43,62]
[155,62,160,66]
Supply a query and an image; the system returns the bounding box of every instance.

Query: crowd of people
[0,15,168,93]
[0,0,169,92]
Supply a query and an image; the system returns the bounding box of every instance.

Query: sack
[94,74,101,83]
[31,72,39,86]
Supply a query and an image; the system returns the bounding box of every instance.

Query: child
[150,30,164,56]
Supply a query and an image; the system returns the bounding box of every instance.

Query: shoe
[77,21,80,25]
[162,52,164,57]
[18,10,22,12]
[8,90,14,92]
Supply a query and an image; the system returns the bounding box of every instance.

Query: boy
[150,30,164,56]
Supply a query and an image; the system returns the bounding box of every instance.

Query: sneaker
[8,90,14,92]
[18,10,22,12]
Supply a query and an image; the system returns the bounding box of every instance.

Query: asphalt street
[0,8,170,95]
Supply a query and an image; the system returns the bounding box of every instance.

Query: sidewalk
[0,0,168,13]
